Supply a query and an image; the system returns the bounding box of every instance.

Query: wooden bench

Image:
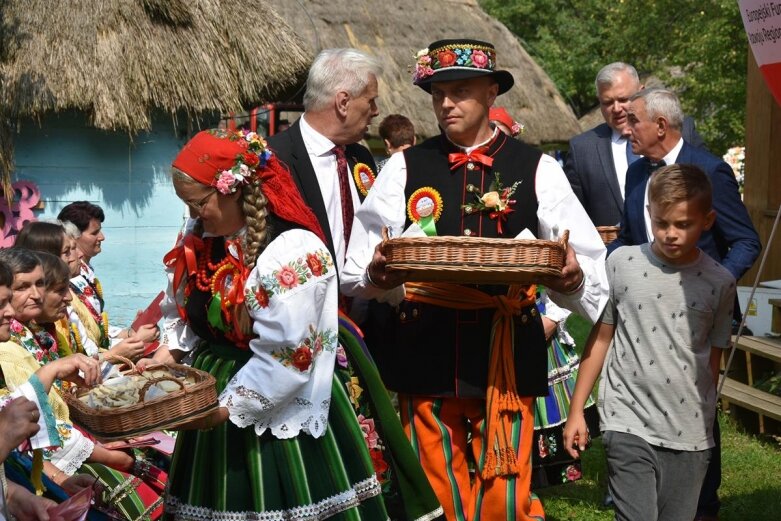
[720,335,781,434]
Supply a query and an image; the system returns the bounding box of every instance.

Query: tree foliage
[480,0,747,153]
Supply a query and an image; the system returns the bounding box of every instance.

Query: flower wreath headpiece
[172,128,272,194]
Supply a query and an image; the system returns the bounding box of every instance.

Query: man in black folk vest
[342,39,609,521]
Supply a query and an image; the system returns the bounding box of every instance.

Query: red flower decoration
[438,50,457,67]
[291,346,313,371]
[254,288,269,308]
[243,152,260,167]
[82,286,94,296]
[369,448,389,481]
[306,253,323,276]
[276,266,299,289]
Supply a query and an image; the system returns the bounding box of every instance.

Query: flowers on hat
[471,50,489,69]
[412,42,498,84]
[413,48,434,82]
[209,129,273,194]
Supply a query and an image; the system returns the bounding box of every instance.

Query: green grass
[537,414,781,520]
[537,315,781,519]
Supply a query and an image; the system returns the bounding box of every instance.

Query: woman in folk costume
[530,292,599,489]
[0,257,99,520]
[0,249,164,520]
[144,129,393,520]
[56,202,158,360]
[15,220,156,360]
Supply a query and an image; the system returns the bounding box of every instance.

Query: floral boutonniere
[461,172,521,234]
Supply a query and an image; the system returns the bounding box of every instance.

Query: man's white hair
[595,62,640,96]
[630,88,684,131]
[303,48,382,112]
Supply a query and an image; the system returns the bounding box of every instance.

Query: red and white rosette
[407,187,443,236]
[352,163,376,196]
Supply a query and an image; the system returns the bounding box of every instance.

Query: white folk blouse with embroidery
[161,228,338,440]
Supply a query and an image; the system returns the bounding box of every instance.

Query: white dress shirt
[611,129,631,200]
[341,141,610,324]
[643,138,685,241]
[298,115,361,272]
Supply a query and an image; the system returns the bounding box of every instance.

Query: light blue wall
[13,111,190,327]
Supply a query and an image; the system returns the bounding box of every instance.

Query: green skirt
[336,316,443,521]
[164,343,388,521]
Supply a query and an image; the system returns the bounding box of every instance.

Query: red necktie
[332,145,354,252]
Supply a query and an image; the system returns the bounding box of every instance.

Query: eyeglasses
[186,189,216,212]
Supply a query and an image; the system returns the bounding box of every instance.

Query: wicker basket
[64,355,218,441]
[596,225,619,246]
[383,229,568,285]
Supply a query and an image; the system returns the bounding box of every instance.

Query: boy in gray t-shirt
[564,165,736,521]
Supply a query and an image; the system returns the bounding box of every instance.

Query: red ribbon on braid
[163,234,204,320]
[256,155,326,244]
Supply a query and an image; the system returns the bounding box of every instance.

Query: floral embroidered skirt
[336,316,443,521]
[531,335,600,489]
[164,342,389,521]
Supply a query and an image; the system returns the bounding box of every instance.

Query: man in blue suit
[565,62,704,226]
[609,88,760,521]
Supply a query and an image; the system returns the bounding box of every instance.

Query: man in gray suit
[564,62,703,226]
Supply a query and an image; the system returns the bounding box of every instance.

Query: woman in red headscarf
[144,129,390,520]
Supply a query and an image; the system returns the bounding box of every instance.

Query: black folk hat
[412,39,514,94]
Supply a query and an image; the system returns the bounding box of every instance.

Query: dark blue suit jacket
[564,118,704,226]
[608,141,760,280]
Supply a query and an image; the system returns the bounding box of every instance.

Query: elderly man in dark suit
[565,62,703,226]
[609,88,760,521]
[267,48,381,270]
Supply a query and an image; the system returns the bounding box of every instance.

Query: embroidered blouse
[161,227,338,439]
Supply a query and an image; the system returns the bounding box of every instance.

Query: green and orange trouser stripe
[400,395,545,521]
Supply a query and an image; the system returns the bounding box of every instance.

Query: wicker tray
[383,229,568,285]
[64,355,218,441]
[596,225,619,245]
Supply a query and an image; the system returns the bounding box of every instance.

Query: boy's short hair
[648,164,712,212]
[378,114,415,148]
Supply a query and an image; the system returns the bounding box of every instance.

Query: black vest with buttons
[364,131,550,398]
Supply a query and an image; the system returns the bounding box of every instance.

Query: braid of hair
[241,180,269,269]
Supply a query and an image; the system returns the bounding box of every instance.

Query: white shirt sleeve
[535,154,609,323]
[219,229,339,439]
[341,152,408,303]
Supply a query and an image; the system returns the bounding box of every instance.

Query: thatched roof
[267,0,580,146]
[0,0,312,191]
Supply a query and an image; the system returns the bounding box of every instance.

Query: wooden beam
[742,51,781,285]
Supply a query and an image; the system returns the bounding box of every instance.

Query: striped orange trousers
[400,395,545,521]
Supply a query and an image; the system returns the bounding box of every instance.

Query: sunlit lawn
[538,316,781,520]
